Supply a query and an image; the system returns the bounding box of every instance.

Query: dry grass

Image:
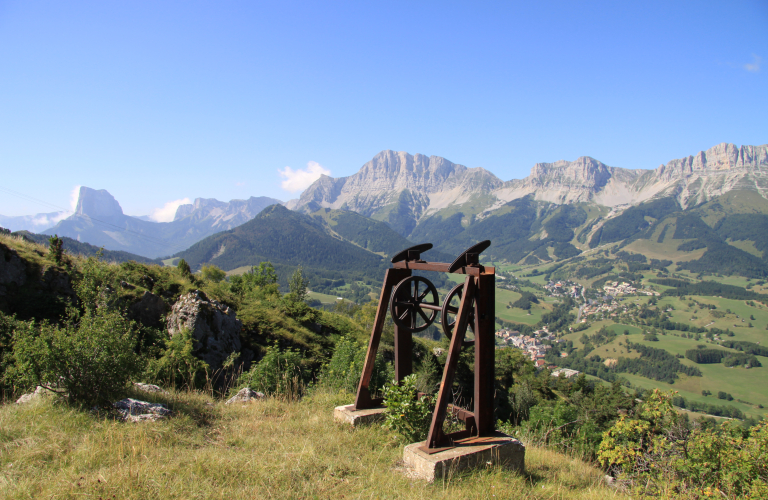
[0,388,627,499]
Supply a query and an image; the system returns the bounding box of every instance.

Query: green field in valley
[569,322,768,420]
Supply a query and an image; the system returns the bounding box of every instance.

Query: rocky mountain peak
[74,187,124,218]
[654,143,768,182]
[527,156,614,190]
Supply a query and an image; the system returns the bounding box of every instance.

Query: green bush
[8,310,143,407]
[176,258,191,276]
[72,254,117,313]
[47,234,64,265]
[146,328,210,390]
[235,345,308,399]
[317,336,391,395]
[599,389,768,497]
[382,374,434,442]
[200,264,226,283]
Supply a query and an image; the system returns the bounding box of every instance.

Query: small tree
[287,266,309,303]
[177,258,191,276]
[48,234,64,265]
[146,328,209,389]
[235,345,307,399]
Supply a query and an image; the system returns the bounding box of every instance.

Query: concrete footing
[333,404,386,427]
[402,432,525,482]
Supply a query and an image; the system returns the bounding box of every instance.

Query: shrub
[146,328,210,390]
[235,345,308,399]
[200,264,226,283]
[72,253,117,313]
[229,262,278,298]
[382,374,434,442]
[47,234,64,265]
[287,265,309,303]
[177,258,191,276]
[599,390,768,496]
[317,336,390,395]
[9,310,144,407]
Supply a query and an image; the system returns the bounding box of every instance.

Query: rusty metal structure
[353,240,496,451]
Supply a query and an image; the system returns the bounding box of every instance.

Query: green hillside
[12,230,160,265]
[173,205,390,294]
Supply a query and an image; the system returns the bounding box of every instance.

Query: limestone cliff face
[287,150,503,220]
[173,196,283,230]
[291,143,768,230]
[75,187,124,218]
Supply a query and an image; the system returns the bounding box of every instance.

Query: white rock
[133,382,168,394]
[226,388,265,405]
[15,386,54,404]
[113,398,172,422]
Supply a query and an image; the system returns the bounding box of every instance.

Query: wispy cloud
[744,54,762,73]
[70,185,82,212]
[278,161,331,193]
[148,198,191,222]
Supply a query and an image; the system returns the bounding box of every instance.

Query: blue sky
[0,1,766,219]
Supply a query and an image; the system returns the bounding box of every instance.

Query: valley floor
[0,389,625,500]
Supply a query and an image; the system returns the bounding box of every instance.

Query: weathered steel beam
[354,267,411,410]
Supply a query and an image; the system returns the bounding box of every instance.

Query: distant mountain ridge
[41,187,283,258]
[290,143,768,238]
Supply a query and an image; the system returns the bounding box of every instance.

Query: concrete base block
[333,404,386,427]
[402,432,525,482]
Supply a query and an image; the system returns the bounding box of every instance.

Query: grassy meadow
[0,390,625,500]
[564,322,768,420]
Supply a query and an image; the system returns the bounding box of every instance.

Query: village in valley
[494,277,661,375]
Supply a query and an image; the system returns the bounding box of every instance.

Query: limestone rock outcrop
[225,388,265,404]
[288,150,503,223]
[128,290,168,329]
[166,290,243,371]
[289,143,768,236]
[15,386,55,404]
[113,398,172,422]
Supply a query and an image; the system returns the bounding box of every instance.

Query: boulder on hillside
[113,398,172,422]
[15,386,56,404]
[133,382,168,394]
[166,290,244,372]
[128,290,168,329]
[225,388,265,405]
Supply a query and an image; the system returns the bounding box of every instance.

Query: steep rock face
[166,290,243,371]
[495,157,643,206]
[644,143,768,208]
[655,143,768,181]
[288,150,503,228]
[173,196,282,230]
[75,187,124,218]
[292,143,768,232]
[44,189,283,258]
[128,291,169,329]
[0,241,76,320]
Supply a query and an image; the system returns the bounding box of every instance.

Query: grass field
[495,288,554,325]
[307,290,346,305]
[572,325,768,420]
[655,295,768,343]
[0,389,625,499]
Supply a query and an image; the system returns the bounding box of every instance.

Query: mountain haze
[42,187,282,258]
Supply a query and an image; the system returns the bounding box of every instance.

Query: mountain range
[31,187,283,258]
[3,142,768,281]
[289,143,768,238]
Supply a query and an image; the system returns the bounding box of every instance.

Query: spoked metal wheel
[440,283,476,347]
[390,276,440,333]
